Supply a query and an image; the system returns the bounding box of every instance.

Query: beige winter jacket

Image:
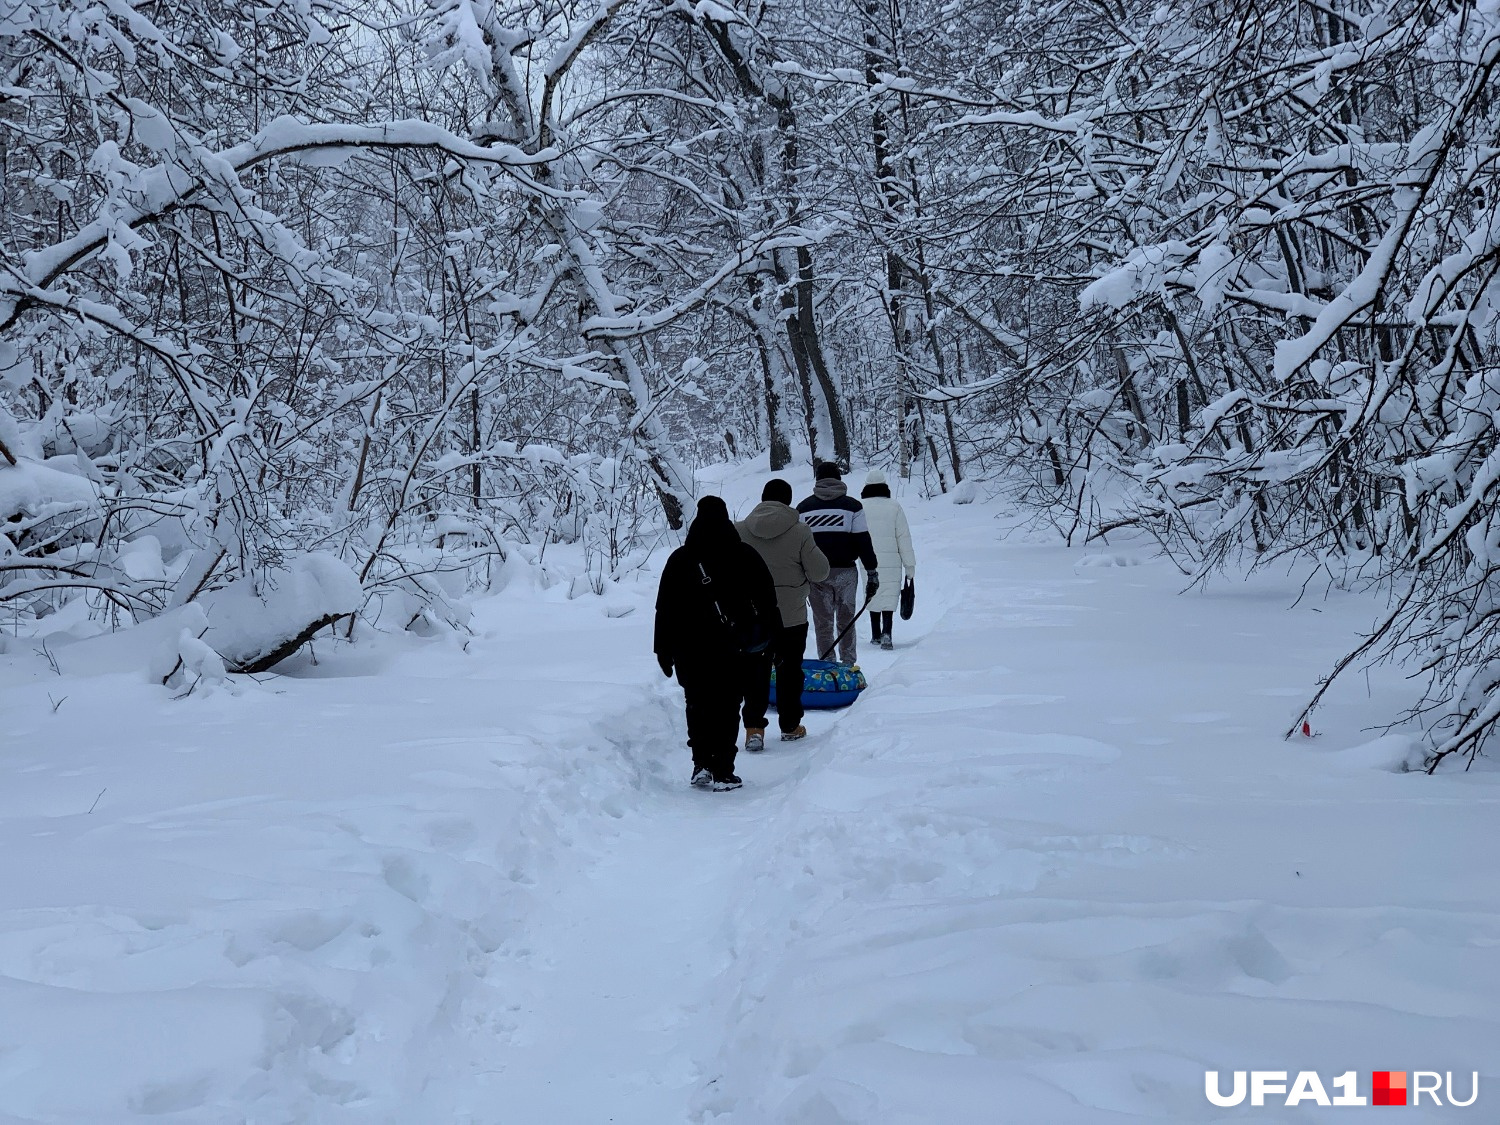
[736,501,831,628]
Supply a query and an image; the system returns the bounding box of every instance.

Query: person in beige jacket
[736,478,830,749]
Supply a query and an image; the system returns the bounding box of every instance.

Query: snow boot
[691,767,714,789]
[710,772,743,791]
[879,634,893,651]
[745,728,766,753]
[780,726,807,742]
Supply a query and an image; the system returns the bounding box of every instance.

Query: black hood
[685,495,741,556]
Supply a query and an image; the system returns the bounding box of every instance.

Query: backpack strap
[697,561,733,629]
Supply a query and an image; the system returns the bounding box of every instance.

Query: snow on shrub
[196,554,363,673]
[362,558,475,636]
[0,457,99,528]
[0,457,104,606]
[40,411,117,457]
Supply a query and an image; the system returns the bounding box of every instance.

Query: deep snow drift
[1,473,1496,1123]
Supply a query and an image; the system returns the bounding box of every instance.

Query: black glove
[865,573,879,601]
[657,654,673,679]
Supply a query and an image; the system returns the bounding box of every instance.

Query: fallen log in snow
[196,553,363,674]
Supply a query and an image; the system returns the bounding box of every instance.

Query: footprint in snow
[381,855,430,905]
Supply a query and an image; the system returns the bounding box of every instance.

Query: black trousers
[680,664,744,778]
[869,610,893,641]
[743,622,809,734]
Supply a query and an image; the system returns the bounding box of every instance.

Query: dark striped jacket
[796,488,879,571]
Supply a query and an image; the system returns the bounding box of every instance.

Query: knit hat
[761,478,793,504]
[814,461,842,481]
[864,469,887,487]
[696,495,729,520]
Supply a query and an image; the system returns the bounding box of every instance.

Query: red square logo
[1373,1071,1407,1106]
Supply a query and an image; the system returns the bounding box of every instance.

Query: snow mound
[1329,734,1424,773]
[1076,552,1144,568]
[32,604,209,679]
[198,554,363,673]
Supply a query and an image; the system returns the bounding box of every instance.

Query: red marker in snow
[1301,721,1312,737]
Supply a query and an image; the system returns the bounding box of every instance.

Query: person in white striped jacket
[795,463,879,665]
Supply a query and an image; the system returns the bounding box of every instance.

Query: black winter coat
[655,521,777,673]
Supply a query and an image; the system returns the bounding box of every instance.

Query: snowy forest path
[469,792,734,1119]
[447,504,966,1118]
[466,635,940,1117]
[2,496,1498,1123]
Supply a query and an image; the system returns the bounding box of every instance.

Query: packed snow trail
[467,701,802,1120]
[456,614,947,1117]
[1,482,1497,1122]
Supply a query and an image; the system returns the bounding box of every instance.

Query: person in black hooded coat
[654,496,778,790]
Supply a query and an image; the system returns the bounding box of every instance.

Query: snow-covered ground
[2,471,1497,1123]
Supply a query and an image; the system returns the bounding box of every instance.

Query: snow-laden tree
[1068,0,1500,767]
[848,0,1500,763]
[0,0,811,651]
[4,0,1499,766]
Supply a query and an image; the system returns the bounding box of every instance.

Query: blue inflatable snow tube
[769,659,867,710]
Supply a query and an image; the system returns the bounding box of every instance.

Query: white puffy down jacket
[860,496,915,612]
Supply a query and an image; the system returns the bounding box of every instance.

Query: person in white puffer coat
[859,470,915,650]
